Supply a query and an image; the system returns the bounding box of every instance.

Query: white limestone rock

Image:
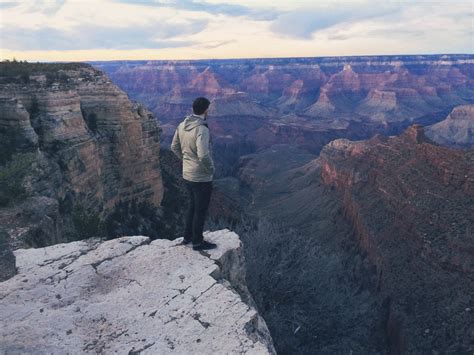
[425,104,474,148]
[0,229,275,354]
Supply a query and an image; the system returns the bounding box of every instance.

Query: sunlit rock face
[425,104,474,148]
[92,55,473,149]
[91,55,473,183]
[0,63,163,249]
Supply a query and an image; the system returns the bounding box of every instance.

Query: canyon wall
[0,63,275,353]
[233,144,386,353]
[91,54,474,353]
[92,55,474,158]
[233,124,473,353]
[319,125,473,352]
[4,58,470,352]
[0,62,163,256]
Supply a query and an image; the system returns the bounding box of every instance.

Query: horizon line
[2,52,473,64]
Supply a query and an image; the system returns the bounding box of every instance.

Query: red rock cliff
[320,125,474,353]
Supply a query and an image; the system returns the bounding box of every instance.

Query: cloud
[113,0,279,21]
[197,39,236,49]
[368,28,425,39]
[0,1,19,9]
[1,20,207,50]
[20,0,66,14]
[327,28,424,41]
[269,4,401,39]
[1,0,472,60]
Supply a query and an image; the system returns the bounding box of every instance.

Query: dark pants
[183,179,213,244]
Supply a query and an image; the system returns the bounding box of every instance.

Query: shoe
[181,238,192,245]
[192,240,217,251]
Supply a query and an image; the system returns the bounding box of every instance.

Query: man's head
[193,97,211,116]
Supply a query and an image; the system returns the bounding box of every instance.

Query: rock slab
[0,229,275,354]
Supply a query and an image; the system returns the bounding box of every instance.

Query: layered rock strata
[93,55,474,167]
[0,63,163,250]
[93,54,473,134]
[319,125,474,352]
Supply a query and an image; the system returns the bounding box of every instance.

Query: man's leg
[183,180,195,242]
[191,181,213,245]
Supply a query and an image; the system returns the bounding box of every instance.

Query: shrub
[72,204,102,240]
[46,72,55,86]
[0,153,35,207]
[0,132,14,165]
[86,113,98,132]
[0,227,16,281]
[29,96,40,116]
[0,60,95,84]
[104,199,162,239]
[20,72,30,83]
[0,228,8,249]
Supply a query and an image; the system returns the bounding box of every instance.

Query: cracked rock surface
[0,229,275,354]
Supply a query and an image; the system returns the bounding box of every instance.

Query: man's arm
[196,126,215,174]
[170,126,183,160]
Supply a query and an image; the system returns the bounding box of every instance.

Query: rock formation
[319,125,474,352]
[92,55,473,178]
[0,62,164,252]
[234,124,473,353]
[0,229,275,354]
[425,104,474,148]
[3,57,470,353]
[234,144,387,353]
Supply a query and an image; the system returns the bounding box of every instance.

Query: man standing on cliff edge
[171,97,217,251]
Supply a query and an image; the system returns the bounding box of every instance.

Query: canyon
[92,54,473,161]
[0,55,472,353]
[92,54,473,353]
[228,125,473,353]
[0,62,275,354]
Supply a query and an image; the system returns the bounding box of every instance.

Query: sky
[0,0,473,62]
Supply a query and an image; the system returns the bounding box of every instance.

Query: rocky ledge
[0,229,275,354]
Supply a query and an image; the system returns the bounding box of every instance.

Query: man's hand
[171,126,183,160]
[196,126,215,174]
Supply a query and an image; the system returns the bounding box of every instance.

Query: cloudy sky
[0,0,472,61]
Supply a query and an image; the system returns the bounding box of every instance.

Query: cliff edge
[0,229,275,354]
[0,62,163,252]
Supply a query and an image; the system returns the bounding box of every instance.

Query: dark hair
[193,97,211,115]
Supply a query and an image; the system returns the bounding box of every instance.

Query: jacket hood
[183,114,207,131]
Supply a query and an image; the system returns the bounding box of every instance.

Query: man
[171,97,217,251]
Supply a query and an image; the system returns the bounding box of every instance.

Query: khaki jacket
[171,114,215,182]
